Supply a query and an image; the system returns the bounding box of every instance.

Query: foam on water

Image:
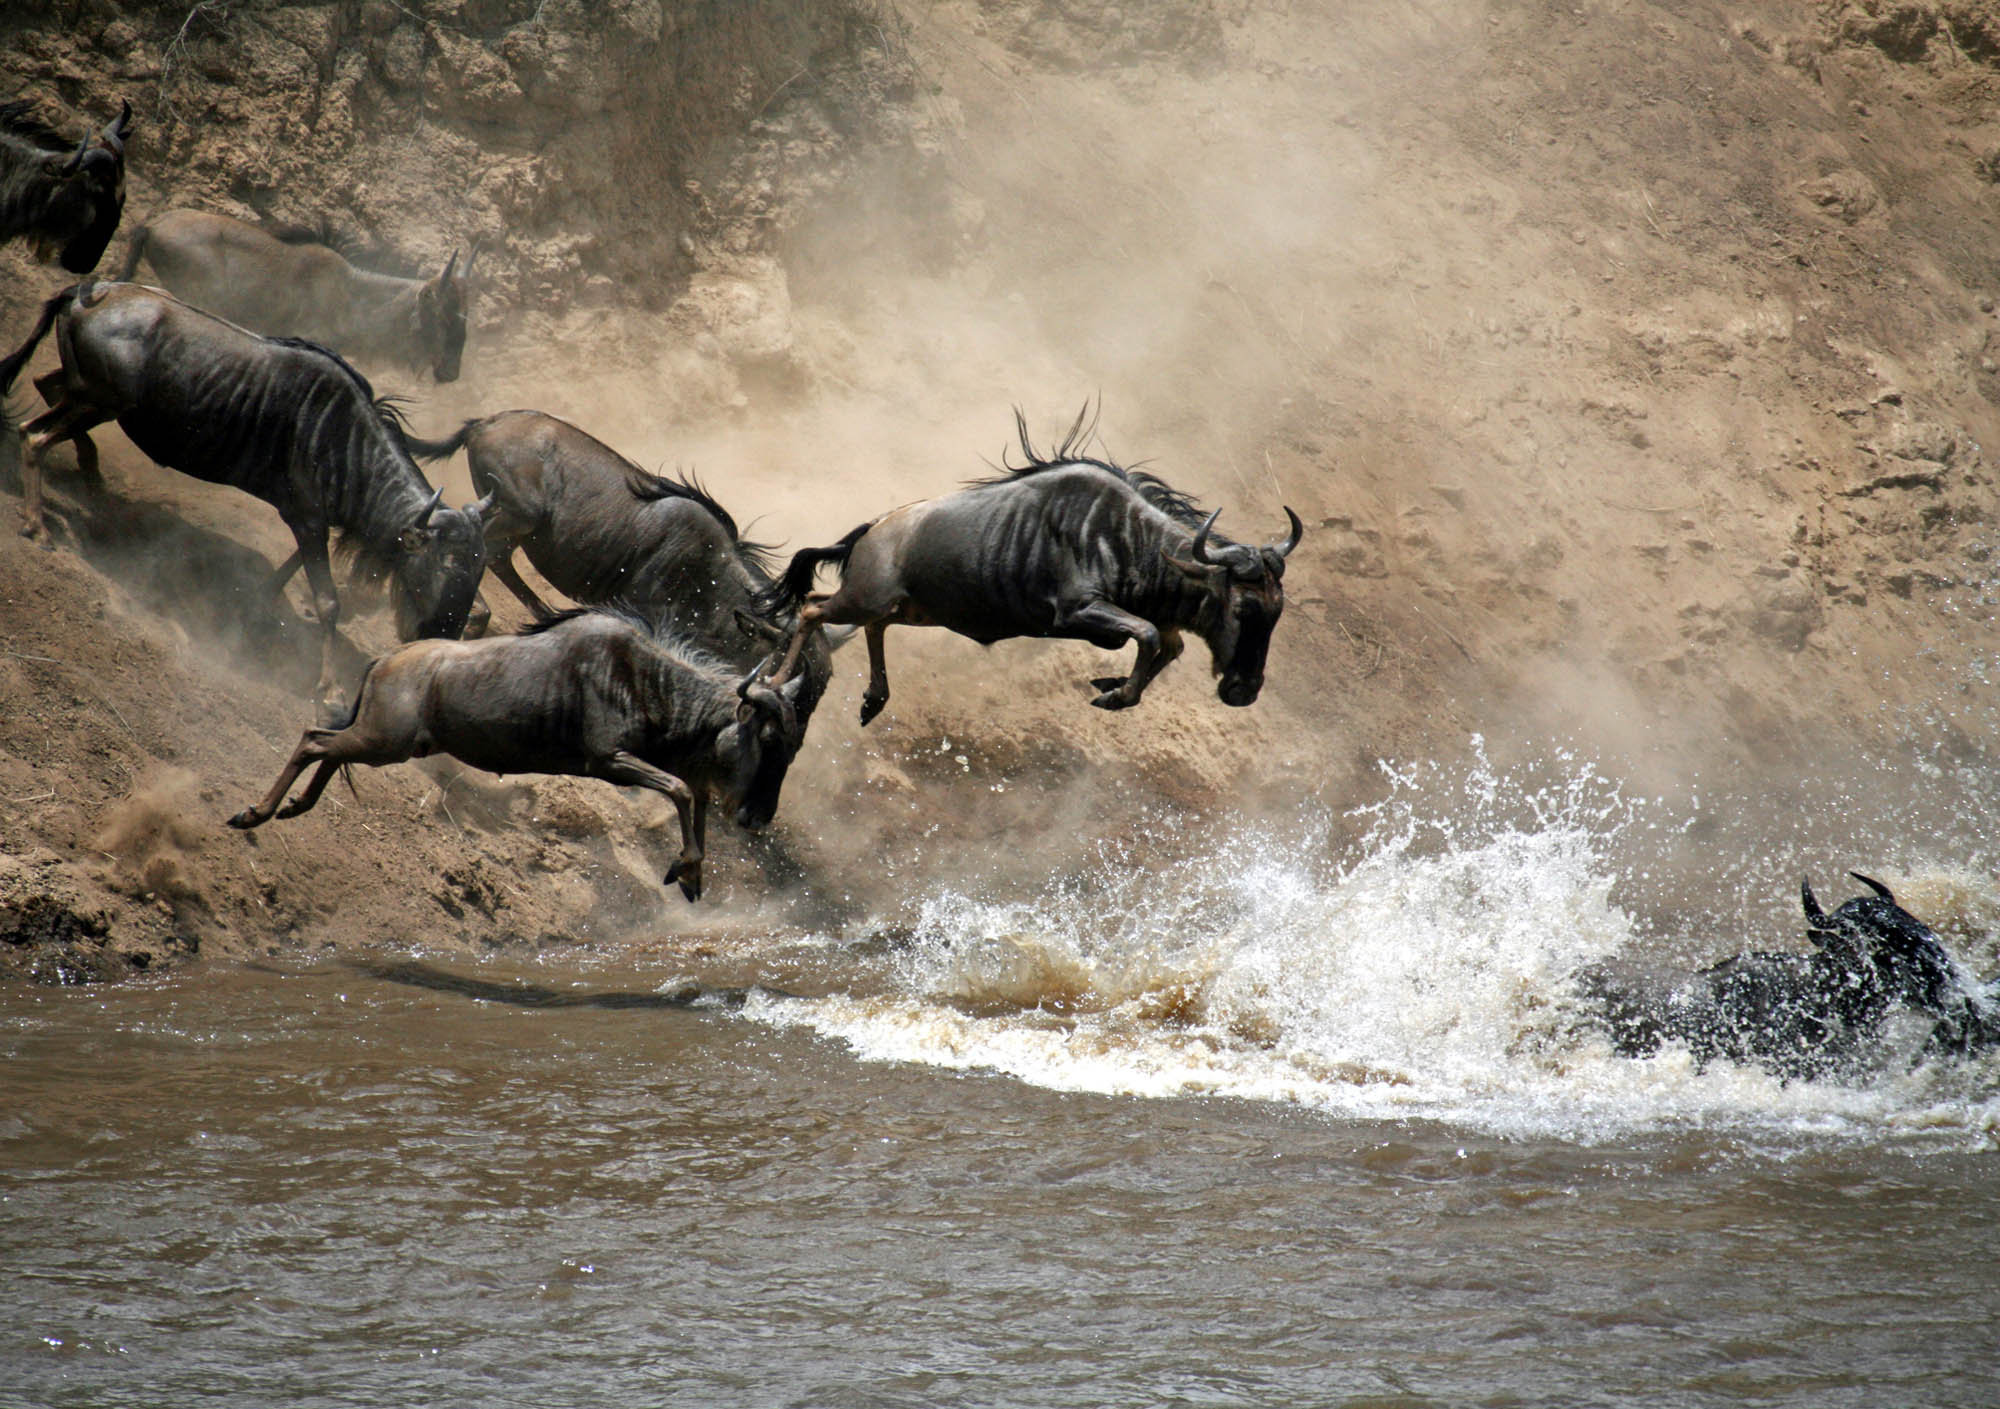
[749,749,2000,1148]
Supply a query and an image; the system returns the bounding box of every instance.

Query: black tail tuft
[757,522,871,615]
[115,222,150,282]
[0,285,77,398]
[401,418,479,462]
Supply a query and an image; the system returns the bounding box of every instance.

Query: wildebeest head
[1161,506,1302,706]
[392,489,490,640]
[723,664,809,831]
[1802,873,1963,1018]
[413,243,475,382]
[35,101,131,274]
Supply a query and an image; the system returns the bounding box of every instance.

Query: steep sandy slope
[5,0,2000,979]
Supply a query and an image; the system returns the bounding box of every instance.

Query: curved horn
[413,486,445,526]
[1802,877,1827,926]
[102,99,132,151]
[1268,506,1304,558]
[1189,508,1221,565]
[1850,871,1895,903]
[462,236,483,279]
[441,248,459,282]
[59,135,87,176]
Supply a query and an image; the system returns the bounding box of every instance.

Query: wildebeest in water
[766,410,1303,723]
[1580,873,2000,1081]
[402,408,835,734]
[0,281,488,707]
[119,209,476,382]
[0,98,131,273]
[228,608,812,903]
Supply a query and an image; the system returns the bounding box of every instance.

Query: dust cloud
[6,1,2000,974]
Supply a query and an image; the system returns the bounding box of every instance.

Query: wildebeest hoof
[1091,676,1127,694]
[1090,689,1137,710]
[859,694,886,726]
[18,512,45,542]
[225,808,262,830]
[666,859,702,902]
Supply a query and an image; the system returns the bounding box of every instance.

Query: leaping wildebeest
[404,408,836,728]
[1580,873,2000,1081]
[119,209,476,382]
[0,280,489,707]
[0,97,132,273]
[766,411,1302,723]
[228,607,813,903]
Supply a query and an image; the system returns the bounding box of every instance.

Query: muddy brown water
[4,934,1997,1409]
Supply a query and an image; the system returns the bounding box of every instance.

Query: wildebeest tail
[0,284,78,398]
[115,221,149,282]
[400,419,479,462]
[759,522,872,613]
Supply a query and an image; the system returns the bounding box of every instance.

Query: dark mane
[0,99,72,153]
[260,214,425,278]
[623,465,782,578]
[264,334,379,397]
[515,604,735,672]
[517,605,624,637]
[967,405,1211,530]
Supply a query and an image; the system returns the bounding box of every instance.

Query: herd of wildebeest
[5,96,1998,1077]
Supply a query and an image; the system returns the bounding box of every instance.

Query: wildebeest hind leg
[597,751,704,902]
[229,730,344,828]
[18,402,111,541]
[859,622,891,725]
[273,760,345,819]
[489,552,556,620]
[770,602,827,688]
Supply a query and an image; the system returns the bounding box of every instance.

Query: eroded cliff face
[6,1,2000,982]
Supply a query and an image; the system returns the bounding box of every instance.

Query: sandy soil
[5,0,2000,980]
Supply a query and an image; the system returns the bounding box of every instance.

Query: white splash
[750,750,2000,1148]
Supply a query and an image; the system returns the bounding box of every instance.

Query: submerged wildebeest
[228,607,812,903]
[0,280,488,706]
[1581,873,2000,1081]
[404,408,838,726]
[0,98,131,273]
[118,209,476,382]
[766,410,1303,724]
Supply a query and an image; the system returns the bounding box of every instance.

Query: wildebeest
[0,280,488,707]
[227,607,812,903]
[404,408,836,726]
[0,97,131,273]
[1581,873,2000,1081]
[118,209,476,382]
[766,411,1302,723]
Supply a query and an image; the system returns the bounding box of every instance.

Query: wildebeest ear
[733,607,786,645]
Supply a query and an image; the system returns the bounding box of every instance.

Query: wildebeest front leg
[1062,601,1175,709]
[293,530,348,720]
[597,750,705,902]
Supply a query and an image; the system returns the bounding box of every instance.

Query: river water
[5,763,1999,1407]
